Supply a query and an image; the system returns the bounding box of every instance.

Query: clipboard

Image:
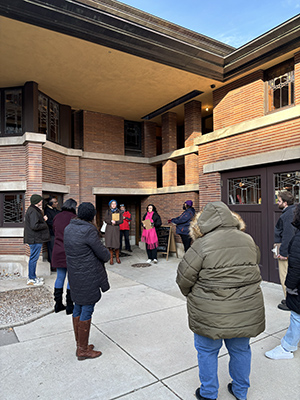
[112,213,120,221]
[142,219,152,230]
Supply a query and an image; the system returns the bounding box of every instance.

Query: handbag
[100,221,107,233]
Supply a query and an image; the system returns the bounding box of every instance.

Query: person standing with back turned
[274,191,296,310]
[176,201,265,400]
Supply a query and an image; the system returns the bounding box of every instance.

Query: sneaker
[36,276,44,282]
[195,387,216,400]
[27,279,35,285]
[227,383,243,399]
[153,259,158,264]
[35,277,44,285]
[146,259,152,263]
[265,345,294,360]
[277,303,290,311]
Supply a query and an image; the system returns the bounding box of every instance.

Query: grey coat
[176,202,265,340]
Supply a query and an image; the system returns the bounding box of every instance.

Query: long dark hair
[292,203,300,228]
[146,204,157,213]
[61,198,77,214]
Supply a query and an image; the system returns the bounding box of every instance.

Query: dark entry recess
[221,161,300,283]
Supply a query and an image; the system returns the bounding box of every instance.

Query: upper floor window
[265,59,294,113]
[0,88,23,136]
[0,192,25,227]
[38,92,60,143]
[124,120,142,156]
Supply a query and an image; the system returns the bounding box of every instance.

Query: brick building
[0,1,299,281]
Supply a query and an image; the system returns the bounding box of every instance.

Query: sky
[120,0,300,48]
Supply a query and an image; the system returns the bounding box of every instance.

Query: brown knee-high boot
[115,249,121,264]
[72,316,94,356]
[109,249,114,265]
[77,319,102,361]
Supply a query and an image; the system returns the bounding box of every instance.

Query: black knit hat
[30,194,43,205]
[78,202,96,222]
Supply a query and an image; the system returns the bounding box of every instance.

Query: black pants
[180,234,192,252]
[146,247,157,260]
[120,230,131,250]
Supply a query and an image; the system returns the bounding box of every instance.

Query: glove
[168,219,172,224]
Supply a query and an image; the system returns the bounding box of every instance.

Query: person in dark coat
[104,199,123,265]
[52,198,77,314]
[141,204,162,264]
[24,194,50,286]
[44,196,60,270]
[274,190,296,310]
[169,200,195,252]
[64,202,110,361]
[265,203,300,360]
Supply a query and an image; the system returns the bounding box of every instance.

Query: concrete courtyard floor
[0,246,299,400]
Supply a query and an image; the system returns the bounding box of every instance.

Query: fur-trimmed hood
[189,201,246,241]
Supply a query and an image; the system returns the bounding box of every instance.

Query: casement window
[0,192,25,227]
[124,120,142,156]
[0,88,23,136]
[228,176,261,205]
[274,171,300,204]
[265,59,294,113]
[38,92,60,143]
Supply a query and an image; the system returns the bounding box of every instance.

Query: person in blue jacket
[169,200,195,252]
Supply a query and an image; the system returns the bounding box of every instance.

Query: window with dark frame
[265,59,294,113]
[274,171,300,204]
[38,92,60,143]
[124,120,142,156]
[0,192,25,227]
[4,89,22,135]
[228,176,261,205]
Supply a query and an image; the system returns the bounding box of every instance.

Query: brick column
[66,155,80,204]
[143,121,157,157]
[161,112,177,187]
[184,100,201,184]
[295,51,300,106]
[25,141,43,209]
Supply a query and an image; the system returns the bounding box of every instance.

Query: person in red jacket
[119,204,132,252]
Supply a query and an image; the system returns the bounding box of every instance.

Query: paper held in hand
[142,219,152,230]
[112,213,120,221]
[272,243,281,259]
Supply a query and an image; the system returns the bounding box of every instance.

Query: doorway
[221,161,300,282]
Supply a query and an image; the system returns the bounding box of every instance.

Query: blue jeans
[73,303,95,321]
[28,243,43,280]
[194,334,251,400]
[281,311,300,352]
[54,268,70,290]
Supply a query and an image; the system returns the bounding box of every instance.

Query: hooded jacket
[285,220,300,315]
[176,201,265,340]
[24,205,51,244]
[171,206,195,236]
[64,218,110,305]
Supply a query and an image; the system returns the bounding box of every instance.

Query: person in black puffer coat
[265,203,300,360]
[64,202,110,361]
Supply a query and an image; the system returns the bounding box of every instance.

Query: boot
[72,316,94,356]
[109,249,114,265]
[77,319,102,360]
[54,287,66,313]
[115,249,121,264]
[66,289,74,315]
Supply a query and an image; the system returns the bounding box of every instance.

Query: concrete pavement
[0,247,299,400]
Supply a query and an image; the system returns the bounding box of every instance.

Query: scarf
[141,211,158,249]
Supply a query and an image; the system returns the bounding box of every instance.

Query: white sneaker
[36,276,44,282]
[153,259,158,264]
[146,259,152,263]
[265,345,294,360]
[35,278,44,285]
[27,278,43,286]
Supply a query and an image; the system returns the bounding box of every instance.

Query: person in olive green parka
[176,201,265,400]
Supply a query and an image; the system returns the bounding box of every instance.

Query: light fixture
[205,107,209,112]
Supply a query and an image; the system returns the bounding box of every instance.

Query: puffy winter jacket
[171,207,195,236]
[24,205,50,244]
[274,204,296,257]
[64,218,110,305]
[176,201,265,340]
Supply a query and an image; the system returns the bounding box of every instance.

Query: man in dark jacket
[24,194,50,286]
[266,203,300,359]
[64,202,110,361]
[44,196,60,270]
[169,200,195,252]
[274,191,296,310]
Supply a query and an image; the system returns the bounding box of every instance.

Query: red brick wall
[65,156,80,203]
[295,51,300,105]
[42,148,66,185]
[143,121,157,157]
[0,239,26,256]
[83,111,124,155]
[161,112,177,153]
[213,70,265,130]
[184,100,202,146]
[0,147,26,181]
